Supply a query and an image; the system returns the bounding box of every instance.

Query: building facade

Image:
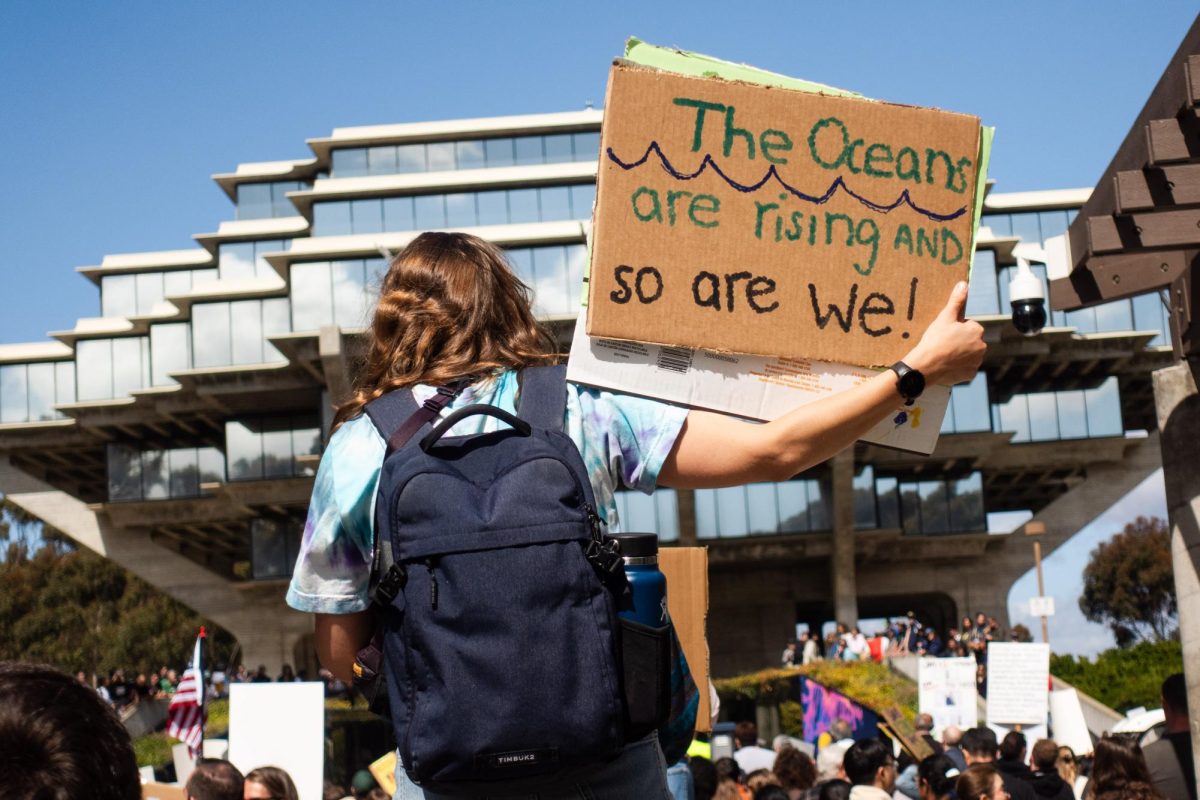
[0,110,1170,676]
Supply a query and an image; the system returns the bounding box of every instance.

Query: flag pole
[198,626,207,761]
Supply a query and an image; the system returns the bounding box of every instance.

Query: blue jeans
[665,760,694,800]
[392,734,670,799]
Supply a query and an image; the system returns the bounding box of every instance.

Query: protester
[1054,746,1085,800]
[917,754,961,800]
[349,769,378,799]
[816,780,851,800]
[962,727,1034,800]
[842,738,896,800]
[1088,735,1163,800]
[942,726,966,770]
[736,721,779,774]
[755,786,790,800]
[782,641,799,667]
[244,766,300,800]
[716,756,751,800]
[0,662,141,800]
[957,763,1006,800]
[746,769,782,794]
[250,665,271,683]
[288,233,984,798]
[815,740,852,786]
[774,746,818,800]
[1141,673,1195,800]
[691,756,719,800]
[997,731,1033,785]
[323,781,349,800]
[1027,739,1073,800]
[801,631,820,665]
[187,759,246,800]
[669,757,697,800]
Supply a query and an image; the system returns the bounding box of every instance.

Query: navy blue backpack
[357,366,668,791]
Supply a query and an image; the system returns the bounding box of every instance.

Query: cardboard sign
[587,63,983,368]
[228,682,325,800]
[878,705,935,762]
[143,784,187,800]
[567,316,949,455]
[985,642,1050,726]
[918,656,979,731]
[660,547,711,732]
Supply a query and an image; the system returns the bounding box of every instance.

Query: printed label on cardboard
[587,64,982,368]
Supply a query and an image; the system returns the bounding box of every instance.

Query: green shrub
[714,660,916,723]
[1051,640,1182,712]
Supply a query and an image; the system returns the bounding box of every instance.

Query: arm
[315,611,373,684]
[658,281,985,489]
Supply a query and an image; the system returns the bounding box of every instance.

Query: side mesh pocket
[618,617,672,740]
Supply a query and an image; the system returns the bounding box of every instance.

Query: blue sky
[0,1,1186,655]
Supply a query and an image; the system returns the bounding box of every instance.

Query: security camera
[1009,244,1048,337]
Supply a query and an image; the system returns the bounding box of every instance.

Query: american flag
[167,627,207,757]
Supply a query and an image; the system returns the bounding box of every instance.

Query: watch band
[889,361,925,406]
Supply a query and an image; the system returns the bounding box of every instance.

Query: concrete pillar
[831,450,858,627]
[676,488,698,546]
[1153,361,1200,793]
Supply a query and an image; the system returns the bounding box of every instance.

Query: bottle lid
[610,533,659,558]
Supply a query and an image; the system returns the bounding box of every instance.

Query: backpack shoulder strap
[517,364,568,432]
[365,385,463,454]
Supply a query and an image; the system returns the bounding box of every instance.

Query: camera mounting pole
[1048,15,1200,789]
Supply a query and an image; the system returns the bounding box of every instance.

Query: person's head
[1161,672,1189,733]
[690,756,718,800]
[962,615,972,628]
[941,725,963,747]
[734,720,759,749]
[975,612,987,625]
[322,781,347,800]
[186,759,245,800]
[335,231,557,427]
[773,746,817,792]
[955,763,1006,800]
[745,768,779,793]
[715,756,742,784]
[817,779,851,800]
[0,662,141,800]
[829,718,854,742]
[1090,735,1155,796]
[800,631,810,642]
[843,738,896,792]
[999,731,1026,762]
[279,664,294,679]
[917,754,961,800]
[244,766,299,800]
[816,740,851,782]
[752,785,789,800]
[961,727,998,764]
[1030,739,1058,774]
[915,713,934,734]
[1055,745,1078,784]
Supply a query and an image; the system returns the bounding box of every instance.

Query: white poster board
[919,657,978,731]
[1050,688,1094,755]
[228,683,325,800]
[1029,596,1056,617]
[986,642,1050,726]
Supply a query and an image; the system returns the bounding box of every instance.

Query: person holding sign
[289,232,984,799]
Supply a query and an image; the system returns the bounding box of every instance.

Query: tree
[1079,516,1176,646]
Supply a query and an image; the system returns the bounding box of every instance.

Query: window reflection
[993,378,1123,442]
[893,471,985,536]
[235,181,304,220]
[328,131,602,178]
[613,489,679,542]
[225,415,321,482]
[106,443,225,501]
[693,478,829,538]
[75,338,149,402]
[191,299,290,368]
[150,323,191,386]
[251,518,303,580]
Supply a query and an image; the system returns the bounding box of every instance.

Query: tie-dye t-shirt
[286,370,688,615]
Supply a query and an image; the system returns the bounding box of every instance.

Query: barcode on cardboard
[656,346,693,374]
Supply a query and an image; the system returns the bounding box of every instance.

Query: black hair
[1162,672,1188,715]
[818,779,852,800]
[690,756,719,800]
[961,726,998,758]
[0,662,141,800]
[753,786,791,800]
[843,738,893,786]
[918,754,960,798]
[186,759,246,800]
[999,731,1026,761]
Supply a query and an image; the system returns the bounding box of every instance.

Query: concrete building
[0,111,1170,677]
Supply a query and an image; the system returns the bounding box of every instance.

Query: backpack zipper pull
[424,559,439,610]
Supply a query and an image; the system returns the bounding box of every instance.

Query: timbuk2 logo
[477,748,559,771]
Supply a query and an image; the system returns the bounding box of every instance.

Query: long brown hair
[955,764,999,800]
[1089,735,1163,800]
[334,232,558,428]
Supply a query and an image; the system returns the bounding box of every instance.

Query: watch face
[899,369,925,399]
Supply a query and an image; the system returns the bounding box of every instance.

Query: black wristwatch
[889,361,926,406]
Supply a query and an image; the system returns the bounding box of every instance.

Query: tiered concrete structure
[0,111,1171,676]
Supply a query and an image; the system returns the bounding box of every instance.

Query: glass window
[199,447,225,483]
[27,363,55,421]
[1038,210,1071,241]
[532,246,570,317]
[1133,292,1168,346]
[262,426,293,478]
[332,148,368,178]
[150,323,190,386]
[415,194,446,228]
[455,140,486,170]
[1085,377,1123,437]
[102,275,138,318]
[1093,299,1134,332]
[808,480,832,530]
[261,298,290,361]
[425,142,456,171]
[444,192,477,228]
[1055,391,1088,439]
[996,395,1031,443]
[383,196,414,231]
[899,481,921,535]
[1010,212,1043,245]
[982,213,1012,237]
[368,145,398,175]
[508,188,539,222]
[76,340,113,401]
[229,301,263,365]
[292,424,321,476]
[485,138,515,168]
[777,479,811,533]
[476,190,509,226]
[169,448,199,498]
[255,239,287,280]
[570,184,597,218]
[107,445,142,501]
[313,201,353,236]
[949,473,985,532]
[543,134,574,162]
[141,450,169,499]
[950,372,991,433]
[715,486,749,537]
[271,182,300,218]
[876,476,899,529]
[918,480,949,534]
[55,362,74,407]
[573,132,601,161]
[1027,393,1060,441]
[219,242,257,281]
[236,183,272,220]
[251,518,301,579]
[513,136,544,165]
[539,186,572,222]
[332,260,368,327]
[966,249,998,317]
[746,483,778,534]
[192,303,231,368]
[134,272,164,315]
[0,365,27,423]
[853,466,876,529]
[396,144,426,173]
[508,247,535,289]
[351,199,383,234]
[111,338,145,397]
[694,489,718,539]
[226,420,262,481]
[565,245,588,311]
[292,261,333,330]
[164,270,192,298]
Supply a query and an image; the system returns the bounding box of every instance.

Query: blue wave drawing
[606,141,967,223]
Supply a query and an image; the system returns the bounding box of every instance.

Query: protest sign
[1049,688,1094,756]
[229,682,325,800]
[986,642,1050,726]
[587,52,985,368]
[918,656,978,731]
[878,705,935,762]
[660,546,710,731]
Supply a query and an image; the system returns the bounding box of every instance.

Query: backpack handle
[419,404,532,451]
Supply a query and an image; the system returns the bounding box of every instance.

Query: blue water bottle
[612,533,669,627]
